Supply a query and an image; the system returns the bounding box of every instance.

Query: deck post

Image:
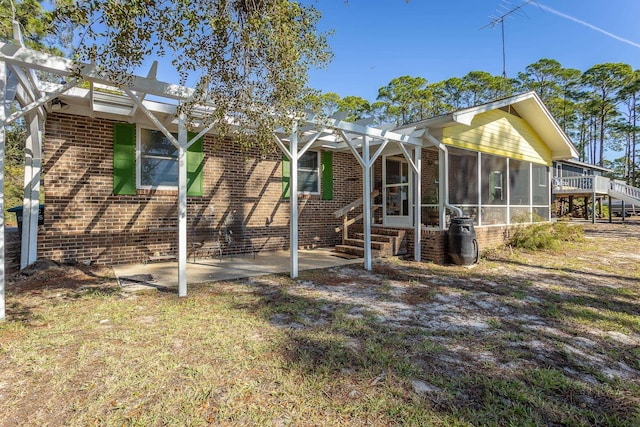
[177,113,188,296]
[608,195,612,223]
[592,179,596,224]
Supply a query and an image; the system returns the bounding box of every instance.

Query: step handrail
[609,180,640,204]
[333,189,379,218]
[333,190,380,244]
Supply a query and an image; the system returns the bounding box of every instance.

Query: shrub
[509,221,584,251]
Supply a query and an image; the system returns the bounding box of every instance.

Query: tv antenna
[481,0,538,89]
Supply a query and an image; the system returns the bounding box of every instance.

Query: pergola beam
[3,79,76,126]
[306,113,422,147]
[0,43,194,101]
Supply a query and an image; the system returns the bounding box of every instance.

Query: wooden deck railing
[333,190,379,244]
[552,175,610,195]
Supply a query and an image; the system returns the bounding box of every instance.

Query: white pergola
[0,32,427,320]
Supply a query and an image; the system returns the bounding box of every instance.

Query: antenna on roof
[481,0,538,92]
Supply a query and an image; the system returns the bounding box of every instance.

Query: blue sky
[307,0,640,101]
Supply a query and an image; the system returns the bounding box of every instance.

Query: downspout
[425,133,463,226]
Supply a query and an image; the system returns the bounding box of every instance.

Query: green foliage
[4,164,24,225]
[0,0,56,51]
[509,221,584,251]
[376,75,429,125]
[52,0,332,152]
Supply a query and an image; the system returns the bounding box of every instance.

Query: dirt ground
[1,218,639,425]
[6,217,639,295]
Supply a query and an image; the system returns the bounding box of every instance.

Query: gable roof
[407,91,579,161]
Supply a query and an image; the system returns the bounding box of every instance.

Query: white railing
[610,181,640,204]
[552,175,610,194]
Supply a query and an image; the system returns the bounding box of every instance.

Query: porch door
[383,156,412,227]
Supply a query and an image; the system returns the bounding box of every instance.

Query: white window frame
[136,126,179,190]
[297,150,321,195]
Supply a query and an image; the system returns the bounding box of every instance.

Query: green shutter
[282,155,290,199]
[187,132,204,197]
[321,151,333,200]
[113,123,136,195]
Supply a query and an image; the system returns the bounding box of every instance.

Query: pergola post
[413,146,421,261]
[438,148,447,229]
[177,113,188,296]
[289,126,299,278]
[21,111,42,268]
[362,135,372,271]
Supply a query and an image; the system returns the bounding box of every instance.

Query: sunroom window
[138,128,178,188]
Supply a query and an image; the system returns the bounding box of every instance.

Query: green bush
[509,221,584,251]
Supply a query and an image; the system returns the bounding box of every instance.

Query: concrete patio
[112,248,362,291]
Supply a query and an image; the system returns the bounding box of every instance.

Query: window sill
[137,188,178,196]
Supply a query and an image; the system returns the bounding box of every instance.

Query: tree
[441,77,465,110]
[0,0,56,51]
[581,63,633,166]
[426,81,449,116]
[52,0,332,150]
[376,75,428,125]
[1,0,59,220]
[516,59,583,138]
[337,96,371,122]
[305,91,341,118]
[517,58,564,101]
[461,71,504,106]
[618,70,640,186]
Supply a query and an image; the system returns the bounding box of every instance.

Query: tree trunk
[633,95,637,187]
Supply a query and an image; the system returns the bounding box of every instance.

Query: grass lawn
[1,220,639,426]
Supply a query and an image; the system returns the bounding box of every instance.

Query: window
[281,150,332,200]
[489,170,504,202]
[113,123,203,196]
[138,128,178,189]
[297,150,320,194]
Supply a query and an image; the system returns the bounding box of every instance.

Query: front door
[383,156,412,227]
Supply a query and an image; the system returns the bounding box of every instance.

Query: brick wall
[40,113,362,265]
[5,227,20,273]
[405,224,520,265]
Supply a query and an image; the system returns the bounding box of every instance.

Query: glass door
[383,156,412,227]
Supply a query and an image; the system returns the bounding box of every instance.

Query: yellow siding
[441,110,553,166]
